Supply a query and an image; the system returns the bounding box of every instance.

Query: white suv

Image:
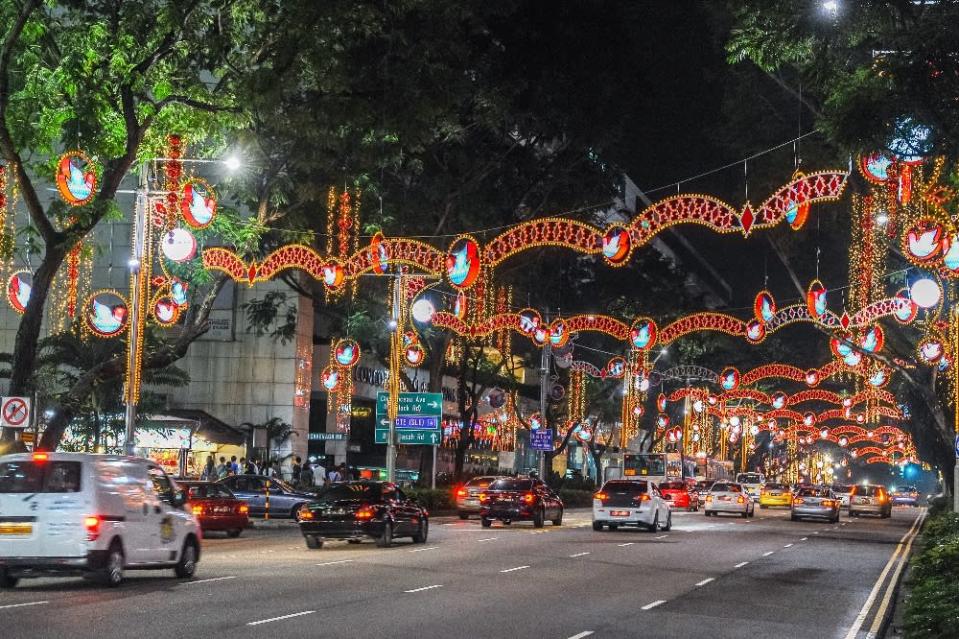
[0,452,202,588]
[592,479,671,532]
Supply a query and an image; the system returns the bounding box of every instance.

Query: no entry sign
[1,396,31,428]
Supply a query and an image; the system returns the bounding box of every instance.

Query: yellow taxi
[759,482,792,508]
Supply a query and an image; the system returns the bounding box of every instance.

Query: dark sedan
[479,477,564,528]
[180,481,249,537]
[298,481,429,549]
[218,475,314,519]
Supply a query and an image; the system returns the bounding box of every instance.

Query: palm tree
[241,416,296,465]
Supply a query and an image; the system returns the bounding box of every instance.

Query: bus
[606,452,731,486]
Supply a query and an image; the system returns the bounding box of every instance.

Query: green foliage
[404,487,455,513]
[904,512,959,638]
[556,489,596,508]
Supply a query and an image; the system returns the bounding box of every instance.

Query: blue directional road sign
[529,427,554,451]
[375,392,443,446]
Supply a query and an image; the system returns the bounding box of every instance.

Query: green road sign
[376,392,443,417]
[374,429,441,445]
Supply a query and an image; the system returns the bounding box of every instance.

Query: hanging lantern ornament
[718,367,740,391]
[753,290,776,323]
[333,338,361,367]
[83,290,129,338]
[369,232,390,275]
[321,365,341,391]
[160,227,198,263]
[902,219,945,265]
[656,393,667,412]
[629,317,658,351]
[804,369,820,387]
[404,343,425,367]
[56,150,98,207]
[806,279,828,320]
[601,225,633,266]
[445,234,482,290]
[180,178,218,229]
[6,270,31,314]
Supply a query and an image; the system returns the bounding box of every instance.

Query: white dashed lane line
[316,560,354,567]
[409,546,439,553]
[784,543,794,548]
[404,585,443,593]
[569,552,590,558]
[184,576,237,585]
[617,542,635,547]
[0,601,48,611]
[476,537,498,542]
[655,534,669,539]
[567,632,594,639]
[763,551,775,557]
[800,537,808,541]
[247,611,315,626]
[695,578,715,587]
[734,561,749,568]
[641,600,667,610]
[500,565,530,573]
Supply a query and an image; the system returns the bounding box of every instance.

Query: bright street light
[910,277,941,308]
[223,155,242,171]
[822,0,839,15]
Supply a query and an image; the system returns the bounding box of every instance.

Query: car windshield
[659,481,686,490]
[764,483,786,490]
[711,483,741,493]
[851,485,884,496]
[695,481,713,490]
[184,483,234,499]
[736,474,763,484]
[833,485,852,494]
[896,486,917,493]
[602,481,647,493]
[0,461,82,493]
[489,479,534,491]
[316,483,384,502]
[798,487,826,497]
[466,477,496,488]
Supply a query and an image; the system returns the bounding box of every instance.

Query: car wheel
[174,538,199,579]
[647,512,659,532]
[458,513,469,520]
[481,517,492,528]
[413,518,429,544]
[533,508,545,529]
[748,507,755,518]
[0,568,18,589]
[790,513,798,521]
[552,508,563,526]
[227,529,242,538]
[347,539,363,544]
[662,512,672,531]
[304,535,323,549]
[95,540,125,587]
[376,520,394,548]
[592,521,604,531]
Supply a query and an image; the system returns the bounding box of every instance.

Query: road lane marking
[812,531,820,535]
[569,552,590,558]
[641,600,666,610]
[476,537,498,542]
[868,513,926,637]
[315,560,354,567]
[800,537,808,541]
[184,576,237,584]
[567,632,594,639]
[734,561,749,568]
[695,578,714,587]
[763,551,775,557]
[0,601,48,611]
[404,584,443,593]
[248,611,315,626]
[655,534,668,539]
[784,543,794,548]
[843,512,924,639]
[409,546,439,553]
[617,542,635,547]
[500,565,530,573]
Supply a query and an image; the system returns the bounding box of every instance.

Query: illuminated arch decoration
[602,225,633,266]
[369,232,390,275]
[902,218,945,265]
[659,313,744,345]
[204,170,848,285]
[739,360,890,387]
[56,150,98,207]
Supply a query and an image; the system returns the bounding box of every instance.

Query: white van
[0,452,202,588]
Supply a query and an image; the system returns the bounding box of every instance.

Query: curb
[875,514,926,639]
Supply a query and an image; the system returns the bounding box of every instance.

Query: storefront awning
[143,410,247,446]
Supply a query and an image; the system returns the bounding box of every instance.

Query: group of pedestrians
[198,454,354,489]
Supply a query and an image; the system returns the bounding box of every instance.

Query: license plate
[858,498,871,504]
[770,492,781,496]
[0,522,32,535]
[214,507,231,514]
[719,495,731,501]
[610,510,630,517]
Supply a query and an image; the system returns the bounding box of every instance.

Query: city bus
[607,452,730,485]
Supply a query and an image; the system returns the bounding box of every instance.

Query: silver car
[790,486,840,523]
[848,484,892,518]
[704,481,754,518]
[455,476,500,519]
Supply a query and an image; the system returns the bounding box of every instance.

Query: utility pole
[387,271,402,482]
[124,162,150,456]
[538,312,550,478]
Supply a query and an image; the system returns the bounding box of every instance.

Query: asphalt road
[0,506,924,639]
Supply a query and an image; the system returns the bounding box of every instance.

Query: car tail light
[192,505,204,516]
[793,498,804,505]
[737,495,745,504]
[877,494,887,503]
[355,507,375,520]
[238,504,249,515]
[822,500,836,507]
[479,492,489,502]
[84,515,102,541]
[633,494,650,502]
[455,488,467,498]
[522,493,536,504]
[705,495,713,502]
[298,506,314,521]
[33,452,49,463]
[593,492,608,501]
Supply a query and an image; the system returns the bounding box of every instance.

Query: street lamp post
[123,162,150,456]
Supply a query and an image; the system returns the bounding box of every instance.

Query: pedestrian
[239,457,248,474]
[328,466,341,483]
[314,460,327,487]
[339,463,350,481]
[292,456,302,483]
[300,462,314,489]
[217,456,230,479]
[244,458,257,475]
[201,455,215,480]
[229,456,240,475]
[261,460,271,477]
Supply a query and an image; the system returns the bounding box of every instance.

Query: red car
[658,480,700,511]
[181,481,249,537]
